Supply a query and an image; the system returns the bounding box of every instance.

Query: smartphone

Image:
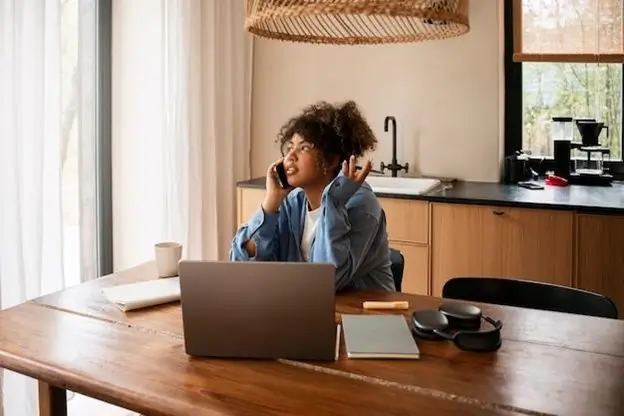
[275,161,290,189]
[517,181,544,190]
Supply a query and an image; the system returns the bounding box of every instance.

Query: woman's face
[281,134,326,188]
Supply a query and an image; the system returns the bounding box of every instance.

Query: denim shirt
[230,172,395,292]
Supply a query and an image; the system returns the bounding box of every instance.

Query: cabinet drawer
[380,198,429,244]
[389,242,429,295]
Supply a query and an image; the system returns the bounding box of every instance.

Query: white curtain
[198,0,253,260]
[0,0,99,414]
[162,0,253,260]
[113,0,252,268]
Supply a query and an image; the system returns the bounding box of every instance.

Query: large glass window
[522,62,622,158]
[506,0,624,174]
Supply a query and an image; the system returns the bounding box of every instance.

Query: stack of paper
[102,278,181,312]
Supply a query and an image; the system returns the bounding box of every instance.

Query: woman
[230,100,395,292]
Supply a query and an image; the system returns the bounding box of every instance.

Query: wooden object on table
[362,300,409,310]
[19,261,624,416]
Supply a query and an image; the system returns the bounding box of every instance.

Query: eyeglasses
[281,140,315,156]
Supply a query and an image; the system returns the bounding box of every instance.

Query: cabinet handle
[493,210,504,216]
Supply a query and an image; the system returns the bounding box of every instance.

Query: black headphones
[410,302,503,352]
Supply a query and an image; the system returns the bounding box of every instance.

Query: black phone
[275,162,290,189]
[517,181,544,190]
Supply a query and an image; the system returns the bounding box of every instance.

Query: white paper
[102,278,181,312]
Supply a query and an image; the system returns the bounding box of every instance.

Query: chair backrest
[389,248,404,292]
[442,277,618,319]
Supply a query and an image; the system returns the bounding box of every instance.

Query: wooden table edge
[0,345,159,416]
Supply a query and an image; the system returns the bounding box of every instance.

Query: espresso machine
[552,116,612,186]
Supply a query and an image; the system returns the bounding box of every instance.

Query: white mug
[154,241,182,277]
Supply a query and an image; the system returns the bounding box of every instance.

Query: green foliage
[522,63,623,160]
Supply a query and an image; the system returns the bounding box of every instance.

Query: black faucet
[380,116,409,177]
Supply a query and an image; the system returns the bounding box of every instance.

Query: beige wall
[250,1,505,183]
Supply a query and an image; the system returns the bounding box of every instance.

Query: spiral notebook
[341,314,420,359]
[102,278,181,312]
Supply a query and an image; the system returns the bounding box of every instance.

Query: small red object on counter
[545,174,569,187]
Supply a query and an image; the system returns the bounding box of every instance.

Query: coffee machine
[552,116,612,186]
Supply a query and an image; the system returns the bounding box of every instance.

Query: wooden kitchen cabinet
[379,198,430,296]
[388,242,429,295]
[576,214,624,318]
[430,203,574,297]
[380,198,429,244]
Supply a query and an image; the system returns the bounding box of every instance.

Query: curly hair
[276,100,377,172]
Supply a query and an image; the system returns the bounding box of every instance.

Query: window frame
[503,0,624,180]
[95,0,113,276]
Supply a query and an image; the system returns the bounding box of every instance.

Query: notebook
[102,278,181,312]
[341,314,420,359]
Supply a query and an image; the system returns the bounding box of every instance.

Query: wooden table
[0,262,622,416]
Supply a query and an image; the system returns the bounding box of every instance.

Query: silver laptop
[178,260,338,361]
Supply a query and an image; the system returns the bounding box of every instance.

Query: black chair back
[442,277,618,319]
[389,248,404,292]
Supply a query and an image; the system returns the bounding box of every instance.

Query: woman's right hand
[262,159,291,213]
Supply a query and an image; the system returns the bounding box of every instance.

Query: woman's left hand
[342,155,373,184]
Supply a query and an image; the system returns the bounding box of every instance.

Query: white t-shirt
[301,206,322,261]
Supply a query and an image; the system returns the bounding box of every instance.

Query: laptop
[178,260,339,361]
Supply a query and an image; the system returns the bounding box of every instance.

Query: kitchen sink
[365,176,441,196]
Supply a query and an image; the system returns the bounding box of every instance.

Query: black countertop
[236,177,624,214]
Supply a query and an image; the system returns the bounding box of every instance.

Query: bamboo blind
[244,0,470,45]
[512,0,624,63]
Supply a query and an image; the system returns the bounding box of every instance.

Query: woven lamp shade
[244,0,470,45]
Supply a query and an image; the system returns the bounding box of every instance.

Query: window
[505,0,624,177]
[61,0,113,286]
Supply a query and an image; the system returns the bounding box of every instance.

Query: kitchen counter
[236,177,624,214]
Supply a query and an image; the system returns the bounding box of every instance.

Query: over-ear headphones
[410,302,503,352]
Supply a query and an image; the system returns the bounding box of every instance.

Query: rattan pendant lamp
[244,0,470,45]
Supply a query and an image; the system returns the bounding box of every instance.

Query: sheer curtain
[162,0,253,261]
[198,0,253,260]
[113,0,252,268]
[0,0,99,414]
